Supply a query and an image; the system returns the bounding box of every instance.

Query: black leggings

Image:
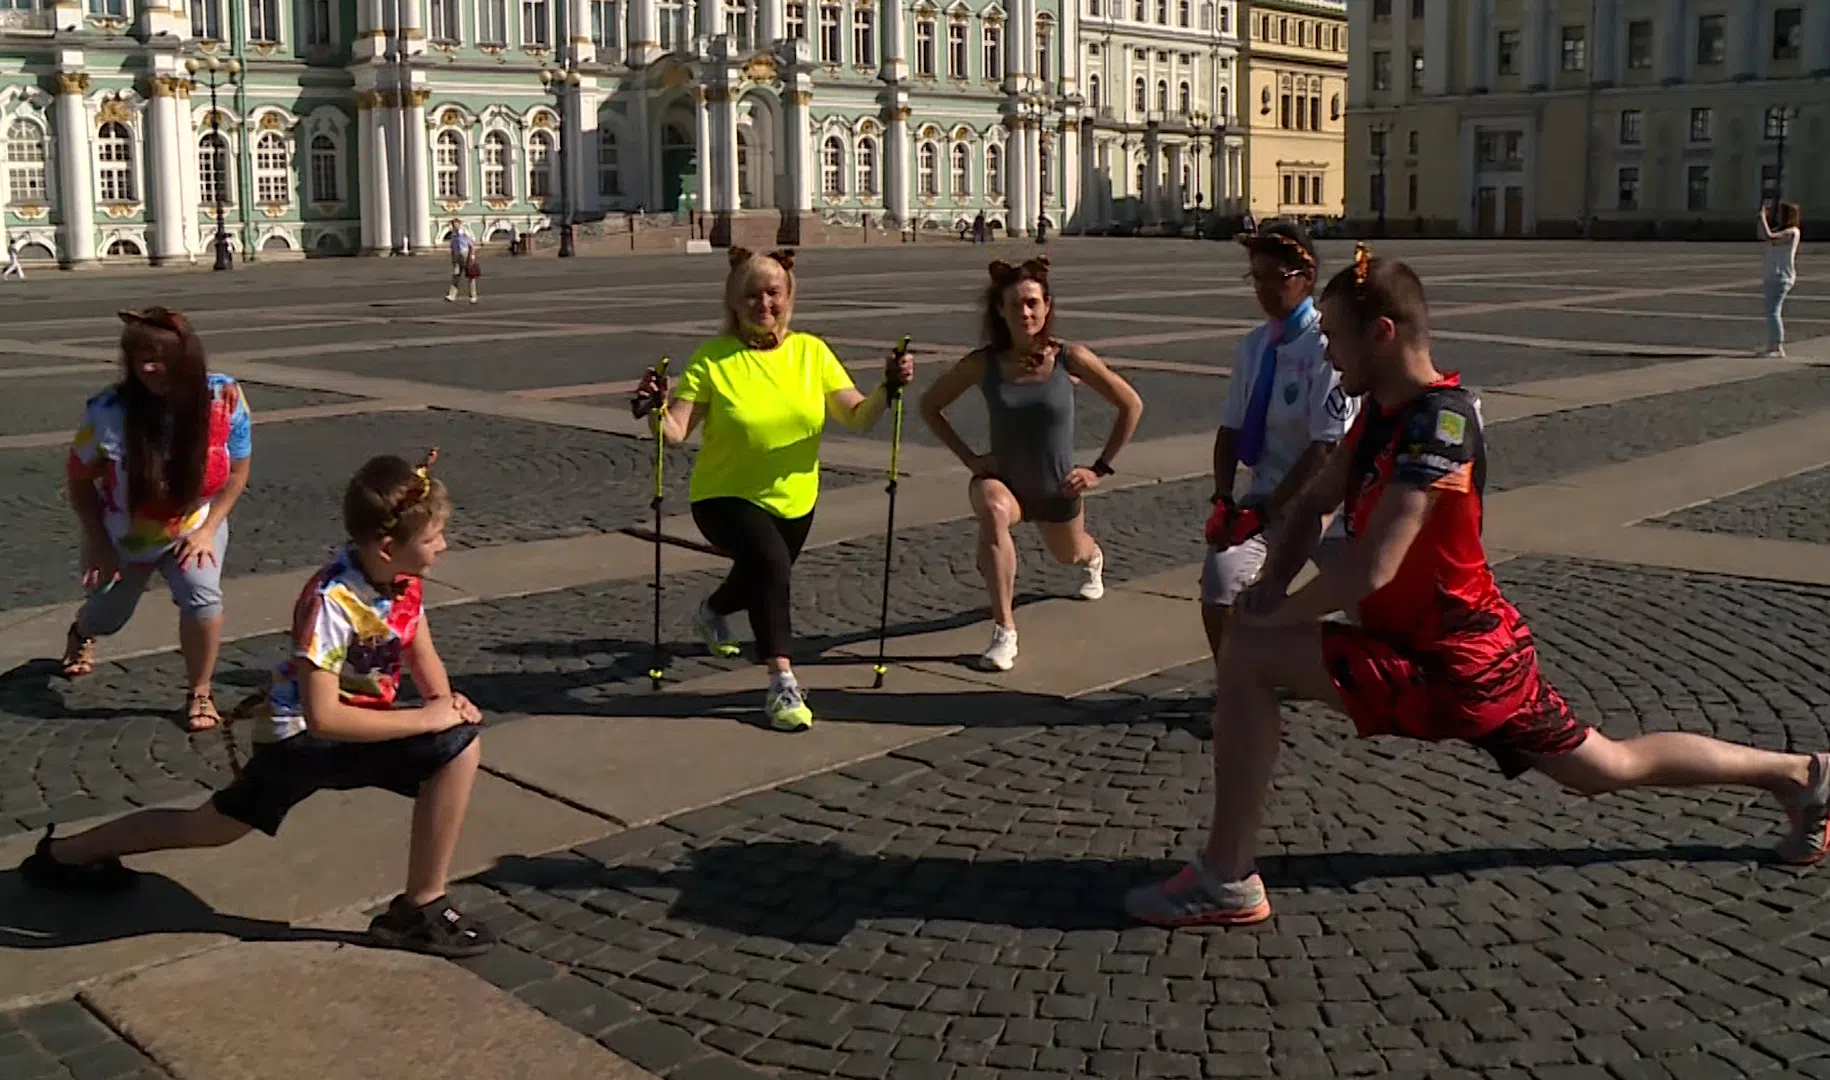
[690,497,814,661]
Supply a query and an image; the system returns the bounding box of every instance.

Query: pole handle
[885,334,912,399]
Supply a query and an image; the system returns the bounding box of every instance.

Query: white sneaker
[444,291,457,303]
[468,294,479,304]
[1078,547,1105,601]
[694,600,741,658]
[979,624,1018,671]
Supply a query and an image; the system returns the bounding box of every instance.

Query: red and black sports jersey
[1339,374,1510,646]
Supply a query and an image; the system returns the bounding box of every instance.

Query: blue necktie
[1236,298,1315,468]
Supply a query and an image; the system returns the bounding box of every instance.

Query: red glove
[1226,505,1264,547]
[1205,498,1264,549]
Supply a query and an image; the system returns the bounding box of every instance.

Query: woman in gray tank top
[918,256,1145,672]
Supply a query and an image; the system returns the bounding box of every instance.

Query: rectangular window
[1774,7,1803,60]
[1409,0,1423,17]
[1496,30,1518,75]
[430,0,461,42]
[819,3,841,62]
[1370,128,1387,156]
[522,0,551,46]
[1369,172,1385,212]
[309,138,339,202]
[1279,92,1291,129]
[1765,106,1794,141]
[479,0,509,44]
[785,1,805,39]
[853,7,874,67]
[1503,131,1522,166]
[1296,175,1308,204]
[1406,130,1419,155]
[591,0,618,47]
[599,135,621,196]
[190,0,222,40]
[1371,51,1390,90]
[86,0,125,15]
[247,0,279,41]
[948,21,966,77]
[1695,14,1725,65]
[1626,19,1652,68]
[304,0,332,45]
[1689,106,1712,142]
[1294,95,1305,129]
[1405,172,1416,212]
[915,20,935,76]
[1686,165,1709,212]
[1282,173,1293,204]
[1409,49,1423,89]
[1761,163,1780,203]
[1616,166,1639,210]
[726,1,749,47]
[1476,130,1499,165]
[1618,109,1642,145]
[658,0,681,48]
[1560,25,1585,71]
[1313,174,1323,205]
[1371,0,1390,20]
[1037,25,1051,81]
[983,24,1001,81]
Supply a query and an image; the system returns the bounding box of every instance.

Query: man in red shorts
[1126,244,1830,928]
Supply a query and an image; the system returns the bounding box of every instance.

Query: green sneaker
[766,681,814,732]
[695,601,741,659]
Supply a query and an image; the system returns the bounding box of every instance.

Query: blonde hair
[721,247,797,339]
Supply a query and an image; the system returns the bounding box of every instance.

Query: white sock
[769,670,796,692]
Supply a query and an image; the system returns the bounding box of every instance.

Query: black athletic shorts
[211,724,479,836]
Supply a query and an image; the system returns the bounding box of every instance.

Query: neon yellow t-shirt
[675,331,856,519]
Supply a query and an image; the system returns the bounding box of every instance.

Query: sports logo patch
[1433,410,1466,447]
[1324,386,1350,421]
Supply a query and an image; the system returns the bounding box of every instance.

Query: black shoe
[367,894,496,959]
[18,826,139,894]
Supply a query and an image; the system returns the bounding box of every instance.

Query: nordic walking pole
[872,335,912,689]
[640,357,671,691]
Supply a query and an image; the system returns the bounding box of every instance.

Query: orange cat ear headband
[988,254,1050,285]
[727,246,796,272]
[382,447,441,533]
[1352,241,1374,288]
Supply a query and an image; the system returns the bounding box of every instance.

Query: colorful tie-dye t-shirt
[261,547,425,743]
[66,372,252,563]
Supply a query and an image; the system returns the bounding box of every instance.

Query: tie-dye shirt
[261,546,425,743]
[66,372,252,563]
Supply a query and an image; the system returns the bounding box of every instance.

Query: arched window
[598,130,621,196]
[917,140,937,196]
[1088,74,1100,109]
[107,238,144,257]
[254,131,289,203]
[198,132,232,206]
[1155,0,1165,22]
[434,130,464,199]
[1134,159,1145,195]
[5,120,48,205]
[821,135,845,196]
[950,142,970,196]
[528,130,554,198]
[96,121,135,202]
[1219,85,1230,121]
[482,131,510,197]
[1133,77,1145,112]
[1176,0,1188,26]
[1331,93,1341,121]
[1155,79,1168,112]
[856,136,878,195]
[309,134,339,202]
[1177,81,1190,114]
[986,142,1003,198]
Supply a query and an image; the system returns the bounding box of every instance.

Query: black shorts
[211,725,479,836]
[1017,492,1082,524]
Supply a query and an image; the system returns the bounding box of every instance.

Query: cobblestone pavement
[0,1001,171,1080]
[0,373,355,439]
[435,558,1830,1080]
[1652,465,1830,546]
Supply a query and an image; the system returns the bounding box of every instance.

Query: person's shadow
[0,869,368,952]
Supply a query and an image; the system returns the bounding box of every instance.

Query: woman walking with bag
[445,220,479,304]
[62,308,253,732]
[919,255,1144,672]
[635,248,914,731]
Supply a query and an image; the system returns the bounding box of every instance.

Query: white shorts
[1201,520,1349,607]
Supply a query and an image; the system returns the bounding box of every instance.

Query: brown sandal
[60,622,95,678]
[182,691,220,733]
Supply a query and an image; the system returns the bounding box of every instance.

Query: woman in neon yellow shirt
[637,248,915,731]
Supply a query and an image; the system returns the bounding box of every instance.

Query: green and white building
[0,0,1109,266]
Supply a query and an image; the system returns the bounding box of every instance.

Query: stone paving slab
[82,941,657,1080]
[1652,464,1830,547]
[0,1000,172,1080]
[1539,525,1830,588]
[0,772,610,1007]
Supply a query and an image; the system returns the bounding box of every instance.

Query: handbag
[464,257,481,280]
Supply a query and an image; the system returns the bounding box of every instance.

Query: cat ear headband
[727,247,797,272]
[1352,242,1373,288]
[382,447,441,533]
[988,254,1050,285]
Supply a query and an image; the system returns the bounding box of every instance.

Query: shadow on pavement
[0,661,155,723]
[0,869,368,950]
[482,838,1776,945]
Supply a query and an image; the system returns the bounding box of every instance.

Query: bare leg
[1535,730,1811,801]
[1038,513,1098,568]
[179,613,222,700]
[970,479,1022,629]
[1201,603,1230,660]
[404,736,481,906]
[50,802,251,866]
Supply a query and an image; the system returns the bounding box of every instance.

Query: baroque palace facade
[1346,0,1829,237]
[0,0,1115,266]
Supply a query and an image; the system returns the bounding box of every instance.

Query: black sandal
[18,826,139,894]
[366,894,496,959]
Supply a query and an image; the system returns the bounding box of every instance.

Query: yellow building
[1346,0,1829,237]
[1239,0,1349,219]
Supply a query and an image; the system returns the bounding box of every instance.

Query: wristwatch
[1091,457,1115,477]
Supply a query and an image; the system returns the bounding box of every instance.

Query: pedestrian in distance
[445,219,479,304]
[23,451,496,958]
[1125,243,1830,930]
[61,308,252,734]
[3,235,24,279]
[1759,201,1801,357]
[1201,219,1357,666]
[918,255,1143,673]
[634,247,915,732]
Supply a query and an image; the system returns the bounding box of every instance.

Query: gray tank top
[982,345,1075,502]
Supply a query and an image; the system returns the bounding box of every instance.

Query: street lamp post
[540,65,580,258]
[1771,105,1797,212]
[1370,122,1389,237]
[185,55,241,271]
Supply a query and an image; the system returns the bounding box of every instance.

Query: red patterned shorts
[1319,607,1590,778]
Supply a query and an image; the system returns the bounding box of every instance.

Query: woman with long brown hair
[1759,200,1802,357]
[918,255,1144,672]
[62,308,253,732]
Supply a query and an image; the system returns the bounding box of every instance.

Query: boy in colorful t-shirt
[23,452,494,958]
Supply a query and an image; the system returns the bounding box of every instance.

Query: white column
[714,87,739,211]
[1656,0,1689,84]
[1390,0,1412,104]
[571,0,597,63]
[371,97,395,253]
[1730,0,1759,80]
[54,72,95,266]
[759,0,782,43]
[147,76,186,264]
[1465,0,1491,90]
[400,0,426,54]
[357,94,378,250]
[577,80,602,211]
[1456,118,1475,232]
[1005,117,1026,235]
[1142,125,1158,211]
[177,86,200,260]
[694,89,714,209]
[881,0,907,81]
[358,0,387,60]
[1229,144,1241,210]
[1521,0,1549,89]
[1347,0,1370,107]
[1059,0,1078,96]
[404,88,431,251]
[629,0,659,65]
[699,0,724,41]
[1808,1,1830,73]
[1026,119,1041,231]
[784,89,813,216]
[885,104,910,227]
[1060,120,1079,228]
[1423,0,1451,96]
